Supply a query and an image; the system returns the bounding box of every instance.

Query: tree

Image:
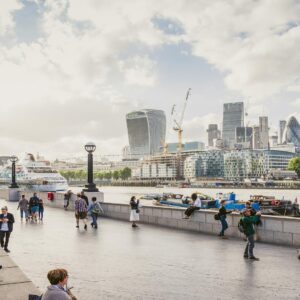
[113,170,120,180]
[288,157,300,177]
[120,167,131,180]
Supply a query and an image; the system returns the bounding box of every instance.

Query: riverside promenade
[1,199,300,300]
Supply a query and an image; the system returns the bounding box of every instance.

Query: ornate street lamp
[10,155,19,188]
[83,142,99,192]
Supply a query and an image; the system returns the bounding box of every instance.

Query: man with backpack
[240,209,262,260]
[88,197,104,229]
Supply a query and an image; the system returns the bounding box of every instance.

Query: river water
[72,186,300,204]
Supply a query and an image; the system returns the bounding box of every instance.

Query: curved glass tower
[282,116,300,146]
[126,109,166,158]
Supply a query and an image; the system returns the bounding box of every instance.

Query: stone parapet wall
[1,189,300,247]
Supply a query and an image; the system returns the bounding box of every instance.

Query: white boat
[0,153,68,192]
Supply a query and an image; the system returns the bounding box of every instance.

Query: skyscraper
[282,116,300,146]
[279,120,287,144]
[235,127,253,148]
[222,102,244,148]
[259,116,269,149]
[207,124,220,147]
[252,126,260,149]
[126,109,166,158]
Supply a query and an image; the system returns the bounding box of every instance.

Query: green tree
[288,157,300,177]
[113,170,120,180]
[120,167,131,180]
[104,171,112,180]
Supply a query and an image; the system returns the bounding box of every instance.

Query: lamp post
[10,155,19,188]
[83,142,99,192]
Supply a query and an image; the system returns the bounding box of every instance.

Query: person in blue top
[242,209,262,260]
[88,197,104,229]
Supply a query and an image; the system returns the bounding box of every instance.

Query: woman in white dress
[130,196,140,227]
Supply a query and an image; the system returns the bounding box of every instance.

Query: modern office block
[126,109,166,158]
[222,102,244,149]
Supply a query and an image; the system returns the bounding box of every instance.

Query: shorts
[75,212,87,219]
[31,206,39,214]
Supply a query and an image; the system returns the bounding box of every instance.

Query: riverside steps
[1,189,300,247]
[0,249,41,300]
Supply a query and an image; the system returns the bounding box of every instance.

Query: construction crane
[173,88,191,152]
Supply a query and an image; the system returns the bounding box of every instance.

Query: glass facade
[282,116,300,146]
[126,110,166,158]
[222,102,244,149]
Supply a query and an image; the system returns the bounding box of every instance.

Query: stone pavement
[1,199,300,300]
[0,249,41,300]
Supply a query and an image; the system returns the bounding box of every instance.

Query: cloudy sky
[1,0,300,160]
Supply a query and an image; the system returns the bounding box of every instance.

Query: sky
[1,0,300,160]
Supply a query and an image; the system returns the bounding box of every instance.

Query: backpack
[92,202,102,215]
[214,213,220,220]
[238,218,245,233]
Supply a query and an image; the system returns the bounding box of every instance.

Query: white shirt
[1,214,9,231]
[194,198,202,208]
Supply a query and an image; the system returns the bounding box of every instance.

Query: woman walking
[38,198,44,221]
[130,196,140,228]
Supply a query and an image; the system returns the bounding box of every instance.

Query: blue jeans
[219,216,228,236]
[244,234,255,257]
[39,208,44,220]
[20,209,28,219]
[91,213,98,227]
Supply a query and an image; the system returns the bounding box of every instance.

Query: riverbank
[1,189,300,247]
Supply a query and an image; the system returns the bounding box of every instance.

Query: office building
[279,120,287,144]
[207,124,220,147]
[222,102,244,149]
[167,141,205,153]
[259,116,269,149]
[252,126,260,149]
[282,115,300,146]
[235,127,253,149]
[126,109,166,159]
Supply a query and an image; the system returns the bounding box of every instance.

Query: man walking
[0,206,15,253]
[29,192,39,222]
[218,199,232,238]
[17,194,29,221]
[80,191,89,207]
[75,193,88,230]
[88,197,104,229]
[241,209,261,260]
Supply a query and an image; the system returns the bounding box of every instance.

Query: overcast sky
[1,0,300,160]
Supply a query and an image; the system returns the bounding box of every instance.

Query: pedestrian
[17,194,29,221]
[80,191,89,207]
[41,268,77,300]
[88,197,104,229]
[218,199,232,238]
[0,206,15,253]
[183,193,201,219]
[241,209,262,260]
[130,196,140,227]
[29,192,39,222]
[39,198,44,221]
[64,190,72,210]
[74,193,88,230]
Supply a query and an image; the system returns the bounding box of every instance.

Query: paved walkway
[1,199,300,300]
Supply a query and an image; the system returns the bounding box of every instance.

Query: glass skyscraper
[282,116,300,146]
[126,109,166,158]
[222,102,244,149]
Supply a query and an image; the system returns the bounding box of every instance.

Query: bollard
[298,249,300,260]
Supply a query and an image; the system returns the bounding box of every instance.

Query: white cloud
[0,1,23,36]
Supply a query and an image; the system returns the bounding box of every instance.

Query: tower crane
[173,88,191,152]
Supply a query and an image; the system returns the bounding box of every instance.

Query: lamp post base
[9,183,19,188]
[83,184,99,192]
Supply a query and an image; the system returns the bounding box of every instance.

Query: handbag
[28,295,42,300]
